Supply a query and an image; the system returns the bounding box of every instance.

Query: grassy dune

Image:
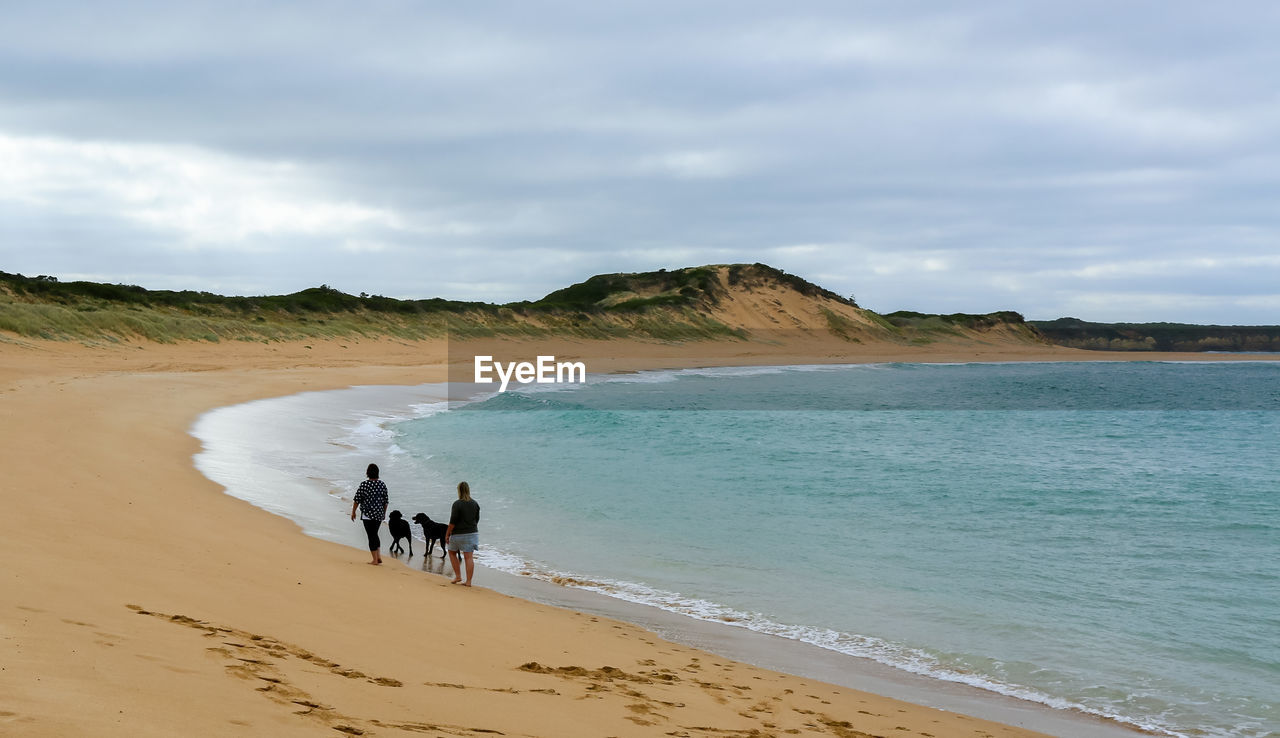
[1,264,1037,347]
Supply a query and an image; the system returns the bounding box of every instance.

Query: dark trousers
[362,519,381,551]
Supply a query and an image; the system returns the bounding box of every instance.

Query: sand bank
[4,333,1240,737]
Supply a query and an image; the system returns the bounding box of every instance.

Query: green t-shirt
[449,499,480,535]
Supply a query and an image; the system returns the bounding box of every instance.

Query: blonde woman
[446,481,481,586]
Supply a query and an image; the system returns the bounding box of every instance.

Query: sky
[1,1,1278,324]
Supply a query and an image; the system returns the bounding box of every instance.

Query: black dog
[388,510,412,556]
[412,513,448,557]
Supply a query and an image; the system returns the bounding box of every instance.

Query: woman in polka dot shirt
[350,463,389,565]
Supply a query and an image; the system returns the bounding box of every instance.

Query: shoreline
[469,565,1153,738]
[4,335,1270,736]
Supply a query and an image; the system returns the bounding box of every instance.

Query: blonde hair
[457,481,472,501]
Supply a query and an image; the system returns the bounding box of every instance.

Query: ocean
[193,361,1280,738]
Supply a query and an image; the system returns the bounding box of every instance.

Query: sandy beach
[7,1,1280,731]
[3,333,1261,737]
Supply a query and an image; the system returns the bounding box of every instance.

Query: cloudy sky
[2,1,1278,323]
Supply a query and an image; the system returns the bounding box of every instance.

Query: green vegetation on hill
[0,264,1043,348]
[1031,318,1280,352]
[727,263,858,307]
[1,273,492,315]
[0,267,759,344]
[523,263,858,313]
[526,266,722,311]
[885,310,1029,330]
[880,310,1047,345]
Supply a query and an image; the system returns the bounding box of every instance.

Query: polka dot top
[353,479,388,521]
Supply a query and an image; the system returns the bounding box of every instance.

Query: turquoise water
[392,362,1279,738]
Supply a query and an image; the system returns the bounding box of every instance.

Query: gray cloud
[2,1,1278,322]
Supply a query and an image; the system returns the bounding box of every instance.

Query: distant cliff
[1031,318,1280,352]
